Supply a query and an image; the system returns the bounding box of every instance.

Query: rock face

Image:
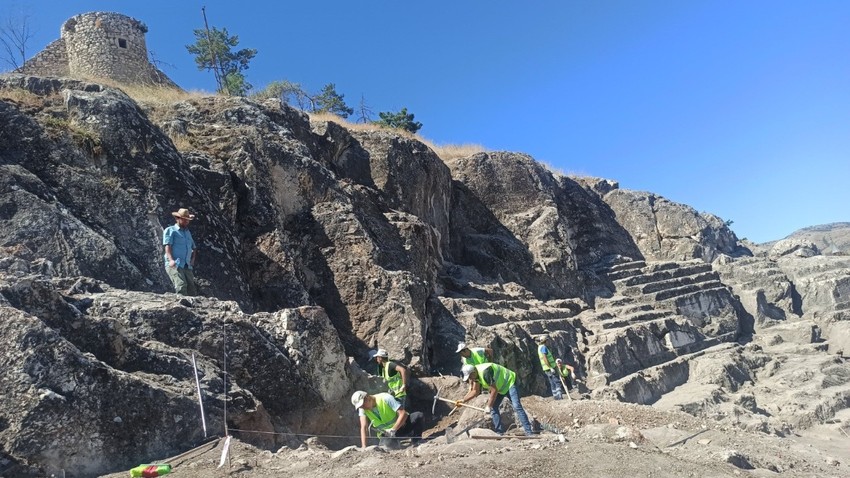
[1,75,848,476]
[776,222,850,255]
[0,246,351,476]
[594,187,747,263]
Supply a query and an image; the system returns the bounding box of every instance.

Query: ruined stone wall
[17,12,176,87]
[61,12,151,84]
[16,39,70,77]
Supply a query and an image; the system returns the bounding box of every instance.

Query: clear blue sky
[5,1,849,243]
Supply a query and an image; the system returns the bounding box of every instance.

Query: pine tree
[313,83,354,118]
[374,107,422,133]
[186,26,257,96]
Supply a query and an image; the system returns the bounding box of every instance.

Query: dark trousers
[378,412,423,448]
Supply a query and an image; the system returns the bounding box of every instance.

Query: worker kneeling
[458,363,534,436]
[352,390,423,449]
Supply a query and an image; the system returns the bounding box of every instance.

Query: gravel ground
[100,396,850,478]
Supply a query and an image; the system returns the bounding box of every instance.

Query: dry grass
[77,74,211,105]
[118,84,209,105]
[168,133,194,152]
[307,112,488,161]
[421,140,487,161]
[539,160,568,177]
[0,86,55,108]
[0,87,40,104]
[307,112,389,133]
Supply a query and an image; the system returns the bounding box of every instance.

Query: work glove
[484,406,492,414]
[384,428,396,437]
[455,400,464,407]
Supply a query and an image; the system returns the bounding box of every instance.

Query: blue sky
[4,1,848,243]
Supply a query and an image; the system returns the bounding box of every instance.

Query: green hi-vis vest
[474,363,516,395]
[363,393,398,432]
[463,347,488,366]
[382,361,406,397]
[538,344,556,372]
[558,364,572,378]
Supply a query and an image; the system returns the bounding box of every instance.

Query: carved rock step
[443,301,584,328]
[652,341,850,433]
[597,310,678,330]
[652,281,726,302]
[488,317,579,338]
[595,302,657,316]
[582,304,678,329]
[595,294,640,309]
[440,296,584,314]
[621,271,721,297]
[591,342,739,404]
[584,316,737,385]
[604,261,647,281]
[613,262,713,288]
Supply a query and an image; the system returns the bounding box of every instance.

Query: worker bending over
[351,391,422,449]
[457,362,534,436]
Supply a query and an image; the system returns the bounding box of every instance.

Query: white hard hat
[556,358,563,364]
[369,349,388,360]
[461,364,476,382]
[536,334,550,343]
[351,390,367,409]
[455,342,468,353]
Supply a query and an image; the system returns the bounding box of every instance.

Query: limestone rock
[600,189,747,263]
[769,238,820,259]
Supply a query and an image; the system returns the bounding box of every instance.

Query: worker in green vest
[556,358,576,393]
[455,342,494,366]
[351,390,423,449]
[537,335,563,400]
[370,348,410,408]
[457,362,534,436]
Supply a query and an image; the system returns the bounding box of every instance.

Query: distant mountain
[776,222,850,254]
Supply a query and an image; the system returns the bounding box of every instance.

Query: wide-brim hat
[172,208,195,220]
[455,342,468,353]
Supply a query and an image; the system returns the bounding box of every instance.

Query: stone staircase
[580,257,747,393]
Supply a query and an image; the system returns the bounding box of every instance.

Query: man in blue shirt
[163,208,198,296]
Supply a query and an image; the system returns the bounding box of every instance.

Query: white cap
[461,364,476,382]
[369,349,388,360]
[455,342,468,353]
[351,390,367,409]
[536,334,550,343]
[556,358,562,364]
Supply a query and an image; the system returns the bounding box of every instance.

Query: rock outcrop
[587,185,748,263]
[1,74,848,477]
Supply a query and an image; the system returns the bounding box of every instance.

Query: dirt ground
[100,396,850,478]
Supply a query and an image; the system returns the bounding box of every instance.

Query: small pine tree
[375,107,422,133]
[186,26,257,96]
[313,83,353,118]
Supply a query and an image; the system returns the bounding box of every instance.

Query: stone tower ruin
[17,12,177,87]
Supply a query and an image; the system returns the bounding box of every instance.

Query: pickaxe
[432,386,488,415]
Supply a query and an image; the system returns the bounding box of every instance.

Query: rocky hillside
[779,222,850,255]
[1,75,848,477]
